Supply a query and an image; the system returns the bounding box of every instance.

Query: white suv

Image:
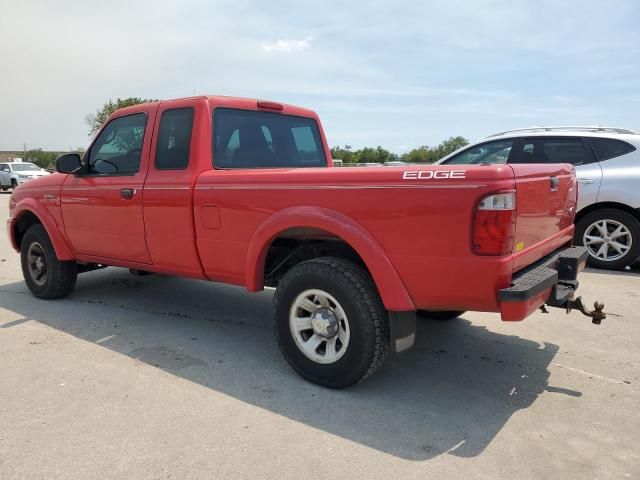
[438,126,640,270]
[0,162,50,191]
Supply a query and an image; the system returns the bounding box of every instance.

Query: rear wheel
[575,209,640,270]
[273,257,390,389]
[20,225,77,299]
[417,310,465,321]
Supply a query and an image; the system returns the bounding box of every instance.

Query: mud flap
[389,311,416,353]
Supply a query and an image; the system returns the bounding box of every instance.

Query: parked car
[437,126,640,270]
[6,97,602,388]
[0,162,50,191]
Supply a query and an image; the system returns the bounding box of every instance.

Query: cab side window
[155,108,195,170]
[0,164,9,172]
[442,140,513,165]
[516,138,586,165]
[88,113,147,175]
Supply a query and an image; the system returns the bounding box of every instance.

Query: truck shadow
[0,268,566,461]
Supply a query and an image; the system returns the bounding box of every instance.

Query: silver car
[437,126,640,270]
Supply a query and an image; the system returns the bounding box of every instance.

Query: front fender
[9,198,75,260]
[245,206,415,312]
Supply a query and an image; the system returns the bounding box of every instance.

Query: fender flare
[245,206,415,312]
[9,199,75,260]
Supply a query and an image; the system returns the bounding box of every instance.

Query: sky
[1,0,640,153]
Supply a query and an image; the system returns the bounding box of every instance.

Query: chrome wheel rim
[289,289,350,364]
[583,219,632,262]
[27,242,48,286]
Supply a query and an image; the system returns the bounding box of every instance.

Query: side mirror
[55,153,82,174]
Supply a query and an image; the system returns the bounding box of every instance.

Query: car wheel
[20,224,77,299]
[1,186,9,191]
[11,179,18,190]
[417,310,465,321]
[273,257,390,389]
[575,209,640,270]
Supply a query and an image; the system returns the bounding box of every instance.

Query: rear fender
[245,206,415,312]
[9,199,75,260]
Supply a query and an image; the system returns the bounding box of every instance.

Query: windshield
[12,163,40,172]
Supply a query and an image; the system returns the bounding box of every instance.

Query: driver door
[61,105,158,263]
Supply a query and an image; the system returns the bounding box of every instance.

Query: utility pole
[23,142,27,162]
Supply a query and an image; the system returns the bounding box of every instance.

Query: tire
[273,257,390,389]
[20,224,77,299]
[417,310,465,321]
[574,209,640,270]
[1,186,8,192]
[11,179,18,190]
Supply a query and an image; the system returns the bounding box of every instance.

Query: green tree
[85,97,156,136]
[431,136,469,161]
[25,149,59,169]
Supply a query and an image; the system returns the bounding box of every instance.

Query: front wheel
[20,224,77,299]
[575,209,640,270]
[11,179,18,190]
[273,257,390,389]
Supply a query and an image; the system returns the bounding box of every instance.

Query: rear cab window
[213,108,327,168]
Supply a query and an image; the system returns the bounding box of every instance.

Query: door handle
[120,188,136,199]
[550,176,559,190]
[578,178,594,184]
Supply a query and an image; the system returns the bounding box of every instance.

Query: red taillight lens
[473,192,516,255]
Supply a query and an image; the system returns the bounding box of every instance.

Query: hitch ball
[566,297,606,325]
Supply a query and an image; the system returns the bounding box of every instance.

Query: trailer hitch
[566,297,606,325]
[540,296,606,324]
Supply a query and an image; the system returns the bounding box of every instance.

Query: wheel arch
[576,201,640,225]
[245,206,415,312]
[10,200,75,260]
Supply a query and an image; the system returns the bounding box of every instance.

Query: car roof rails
[487,126,637,137]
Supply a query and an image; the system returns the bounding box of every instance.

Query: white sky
[1,0,639,152]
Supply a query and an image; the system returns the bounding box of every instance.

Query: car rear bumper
[498,246,588,321]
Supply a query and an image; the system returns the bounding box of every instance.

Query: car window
[11,163,39,171]
[441,140,513,165]
[516,138,586,165]
[0,164,8,172]
[589,137,636,161]
[88,113,147,175]
[213,108,326,168]
[155,108,194,170]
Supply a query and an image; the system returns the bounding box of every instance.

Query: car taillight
[473,192,516,255]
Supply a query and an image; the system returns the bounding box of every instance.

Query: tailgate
[509,164,578,271]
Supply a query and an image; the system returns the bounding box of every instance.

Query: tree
[25,149,59,169]
[85,97,156,136]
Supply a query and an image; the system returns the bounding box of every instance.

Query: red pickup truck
[7,96,604,388]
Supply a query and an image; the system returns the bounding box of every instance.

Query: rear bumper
[498,246,588,321]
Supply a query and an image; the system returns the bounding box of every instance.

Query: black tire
[574,209,640,270]
[417,310,465,321]
[11,179,18,190]
[1,186,9,192]
[20,224,77,299]
[273,257,390,389]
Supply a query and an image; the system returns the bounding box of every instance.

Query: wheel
[20,224,77,299]
[1,186,8,191]
[273,257,390,389]
[11,179,18,190]
[417,310,465,321]
[575,209,640,270]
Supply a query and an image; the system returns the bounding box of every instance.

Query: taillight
[473,192,516,255]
